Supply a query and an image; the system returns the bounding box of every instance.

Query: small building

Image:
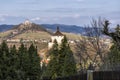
[48,27,64,49]
[23,19,31,25]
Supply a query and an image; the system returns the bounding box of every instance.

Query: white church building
[48,27,64,49]
[40,27,65,67]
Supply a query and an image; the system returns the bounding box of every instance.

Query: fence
[43,71,120,80]
[93,71,120,80]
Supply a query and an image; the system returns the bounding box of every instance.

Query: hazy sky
[0,0,119,27]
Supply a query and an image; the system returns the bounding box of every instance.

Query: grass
[0,30,13,38]
[63,32,82,40]
[0,30,82,40]
[14,31,51,40]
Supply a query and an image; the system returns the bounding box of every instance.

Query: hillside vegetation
[0,20,82,40]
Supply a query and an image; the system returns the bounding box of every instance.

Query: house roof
[53,27,64,36]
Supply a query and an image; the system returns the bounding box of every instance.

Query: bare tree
[75,18,110,71]
[75,37,91,71]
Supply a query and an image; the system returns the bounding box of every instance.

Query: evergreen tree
[43,36,77,79]
[9,45,19,79]
[26,44,41,80]
[102,21,120,69]
[43,40,60,79]
[108,44,120,64]
[59,36,77,77]
[62,45,77,76]
[0,42,41,79]
[17,43,41,80]
[17,43,28,79]
[0,41,12,79]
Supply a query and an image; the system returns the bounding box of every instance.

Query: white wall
[48,35,64,49]
[51,36,64,44]
[48,42,54,49]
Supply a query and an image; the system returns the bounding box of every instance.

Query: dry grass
[63,32,82,40]
[14,31,51,40]
[0,30,82,40]
[0,30,13,38]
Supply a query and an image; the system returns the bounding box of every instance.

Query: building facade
[48,27,64,49]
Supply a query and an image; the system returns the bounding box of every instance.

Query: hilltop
[0,21,82,40]
[13,20,47,32]
[0,20,52,40]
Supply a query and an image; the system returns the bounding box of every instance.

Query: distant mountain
[41,24,85,34]
[0,23,113,39]
[1,23,114,36]
[0,25,14,32]
[0,24,85,34]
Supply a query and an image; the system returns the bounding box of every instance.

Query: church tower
[48,27,64,49]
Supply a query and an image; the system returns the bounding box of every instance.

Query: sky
[0,0,119,27]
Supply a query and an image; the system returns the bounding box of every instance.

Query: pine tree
[43,40,60,79]
[0,41,12,79]
[62,45,77,76]
[9,45,19,79]
[0,42,41,79]
[59,36,77,77]
[17,43,41,79]
[43,36,77,79]
[27,44,41,80]
[108,44,120,64]
[102,21,120,69]
[17,43,28,79]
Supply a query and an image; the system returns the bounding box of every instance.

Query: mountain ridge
[0,24,85,34]
[41,24,85,34]
[0,24,13,32]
